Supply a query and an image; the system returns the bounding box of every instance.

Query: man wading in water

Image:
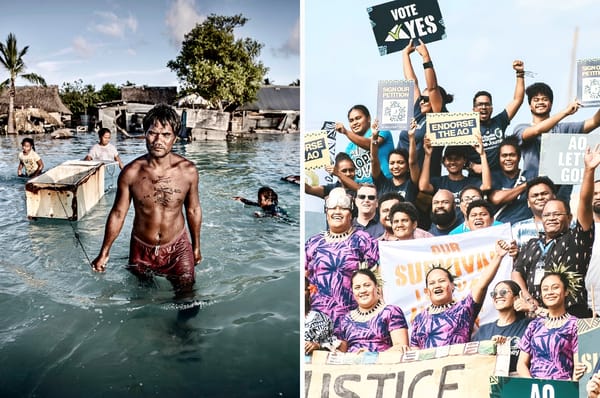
[91,104,202,312]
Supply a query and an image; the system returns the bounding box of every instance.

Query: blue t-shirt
[473,317,531,373]
[490,168,537,225]
[430,175,482,203]
[428,213,464,236]
[513,121,584,176]
[346,128,393,183]
[468,110,510,171]
[373,172,418,203]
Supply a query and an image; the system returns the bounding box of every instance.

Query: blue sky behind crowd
[0,0,299,89]
[304,0,600,133]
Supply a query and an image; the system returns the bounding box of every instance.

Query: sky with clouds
[0,0,299,89]
[304,0,600,131]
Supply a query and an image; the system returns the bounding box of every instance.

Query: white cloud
[91,11,138,38]
[272,17,299,58]
[165,0,204,47]
[72,36,95,58]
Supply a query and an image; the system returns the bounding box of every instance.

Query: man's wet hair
[143,103,181,134]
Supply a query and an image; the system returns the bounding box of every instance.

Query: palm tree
[0,33,46,134]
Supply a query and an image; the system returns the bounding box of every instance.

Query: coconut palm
[0,33,46,134]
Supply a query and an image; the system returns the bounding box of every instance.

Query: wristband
[516,71,525,78]
[423,61,433,69]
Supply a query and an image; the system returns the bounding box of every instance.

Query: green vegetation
[0,33,46,134]
[167,14,268,111]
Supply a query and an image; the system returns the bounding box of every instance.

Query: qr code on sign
[583,78,600,101]
[382,99,409,124]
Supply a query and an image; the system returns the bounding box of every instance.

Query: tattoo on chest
[152,176,181,206]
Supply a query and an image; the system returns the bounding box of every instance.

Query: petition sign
[539,134,600,184]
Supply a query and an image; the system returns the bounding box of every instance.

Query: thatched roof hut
[0,85,72,115]
[121,86,177,105]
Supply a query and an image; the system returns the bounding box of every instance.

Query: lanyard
[537,239,555,260]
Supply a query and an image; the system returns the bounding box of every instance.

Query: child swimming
[233,186,289,218]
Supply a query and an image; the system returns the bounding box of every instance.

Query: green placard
[489,376,578,398]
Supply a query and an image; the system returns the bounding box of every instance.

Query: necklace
[428,301,455,315]
[323,227,354,243]
[544,312,569,329]
[350,300,383,322]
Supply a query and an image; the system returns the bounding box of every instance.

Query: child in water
[17,137,44,177]
[233,186,288,218]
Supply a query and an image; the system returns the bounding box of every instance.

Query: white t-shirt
[18,150,41,175]
[87,143,119,162]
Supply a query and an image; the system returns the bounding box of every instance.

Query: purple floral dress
[305,229,379,334]
[410,293,480,349]
[518,315,578,380]
[339,305,408,352]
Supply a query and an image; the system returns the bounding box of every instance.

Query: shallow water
[0,132,300,397]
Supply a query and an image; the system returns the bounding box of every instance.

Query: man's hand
[91,254,109,272]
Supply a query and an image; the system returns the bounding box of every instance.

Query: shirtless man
[91,104,202,297]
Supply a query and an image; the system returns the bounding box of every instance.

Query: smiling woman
[410,239,510,349]
[305,187,380,335]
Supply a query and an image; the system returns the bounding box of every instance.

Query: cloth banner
[379,223,513,329]
[577,318,600,398]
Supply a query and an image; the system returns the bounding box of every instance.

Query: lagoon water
[0,132,300,397]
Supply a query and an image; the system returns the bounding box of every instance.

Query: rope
[56,193,93,266]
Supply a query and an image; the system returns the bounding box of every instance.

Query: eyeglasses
[357,194,376,201]
[489,289,511,299]
[542,212,568,219]
[420,96,430,103]
[461,196,482,203]
[475,102,492,108]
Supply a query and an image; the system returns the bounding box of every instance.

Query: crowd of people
[305,40,600,385]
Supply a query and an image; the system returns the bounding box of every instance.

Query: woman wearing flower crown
[410,239,511,349]
[517,269,587,381]
[305,187,379,335]
[338,269,409,353]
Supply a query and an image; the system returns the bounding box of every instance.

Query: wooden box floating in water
[25,160,117,220]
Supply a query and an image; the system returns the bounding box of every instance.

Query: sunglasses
[489,288,511,299]
[420,96,430,103]
[357,194,376,201]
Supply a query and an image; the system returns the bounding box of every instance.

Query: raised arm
[330,163,360,192]
[505,60,525,120]
[305,182,326,199]
[583,108,600,133]
[407,119,420,185]
[472,240,510,303]
[403,40,420,102]
[335,120,383,151]
[415,39,442,113]
[474,133,491,191]
[418,136,434,194]
[579,144,600,231]
[522,100,580,141]
[370,120,382,180]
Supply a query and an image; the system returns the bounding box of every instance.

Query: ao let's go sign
[538,134,600,184]
[367,0,446,56]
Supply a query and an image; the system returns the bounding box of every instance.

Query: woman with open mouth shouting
[410,239,511,349]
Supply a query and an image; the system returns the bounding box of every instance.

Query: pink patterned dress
[410,293,480,349]
[518,315,578,380]
[305,229,379,334]
[339,305,408,352]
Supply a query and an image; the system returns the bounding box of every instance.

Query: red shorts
[128,228,195,289]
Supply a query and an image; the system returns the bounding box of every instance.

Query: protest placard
[377,79,414,130]
[577,58,600,107]
[305,130,331,172]
[577,318,600,398]
[379,223,513,328]
[426,112,479,146]
[305,341,502,398]
[367,0,446,56]
[539,133,600,184]
[489,375,578,398]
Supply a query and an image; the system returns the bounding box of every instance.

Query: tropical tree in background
[96,83,121,103]
[59,79,99,118]
[0,33,46,134]
[167,14,268,111]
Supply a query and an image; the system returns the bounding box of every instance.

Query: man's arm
[579,144,600,231]
[583,108,600,133]
[185,163,202,264]
[521,100,581,141]
[305,183,326,198]
[505,60,525,120]
[91,170,132,272]
[489,179,527,205]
